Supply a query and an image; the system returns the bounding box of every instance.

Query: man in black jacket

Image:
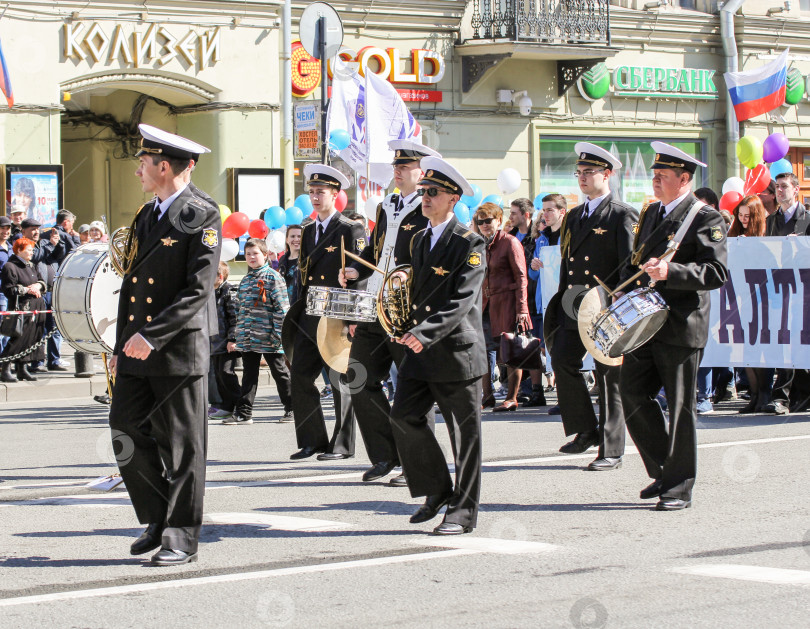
[108,124,221,565]
[620,142,728,511]
[390,157,487,535]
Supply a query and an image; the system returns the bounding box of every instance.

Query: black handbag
[500,324,545,370]
[0,295,23,340]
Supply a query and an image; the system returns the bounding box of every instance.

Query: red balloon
[335,190,348,212]
[222,212,250,238]
[744,164,771,195]
[719,191,743,213]
[367,219,375,232]
[248,219,269,239]
[310,210,318,220]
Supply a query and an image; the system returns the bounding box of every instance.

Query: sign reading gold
[63,23,221,70]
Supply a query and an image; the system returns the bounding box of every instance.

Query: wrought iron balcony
[469,0,610,45]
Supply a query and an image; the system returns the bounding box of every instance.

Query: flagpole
[365,70,371,203]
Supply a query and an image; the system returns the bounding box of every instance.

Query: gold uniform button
[425,306,431,312]
[584,270,590,275]
[585,284,590,288]
[584,256,590,261]
[412,305,417,310]
[130,296,135,302]
[132,277,138,283]
[146,316,152,322]
[567,284,573,289]
[148,278,154,284]
[309,276,313,281]
[147,297,152,303]
[394,257,398,262]
[569,257,574,262]
[637,280,642,285]
[321,275,325,280]
[569,270,573,275]
[412,319,418,325]
[128,315,134,321]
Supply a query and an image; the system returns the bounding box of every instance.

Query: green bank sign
[578,63,719,101]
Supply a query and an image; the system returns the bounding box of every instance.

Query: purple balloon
[763,133,790,163]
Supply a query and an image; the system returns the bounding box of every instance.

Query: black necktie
[148,205,160,232]
[424,227,433,252]
[652,205,666,229]
[775,210,786,232]
[317,224,324,243]
[579,208,590,227]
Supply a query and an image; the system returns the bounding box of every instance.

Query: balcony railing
[469,0,610,45]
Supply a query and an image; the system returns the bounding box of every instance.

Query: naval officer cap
[135,124,211,162]
[650,141,707,174]
[304,164,351,190]
[388,139,441,164]
[418,157,474,197]
[574,142,622,171]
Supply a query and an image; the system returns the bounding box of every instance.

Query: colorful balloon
[471,184,483,207]
[721,177,745,196]
[769,158,793,179]
[744,164,771,195]
[220,238,240,261]
[285,206,304,226]
[533,194,546,210]
[736,135,763,169]
[496,168,521,195]
[335,190,348,212]
[481,194,504,208]
[719,191,743,213]
[248,219,269,239]
[218,204,232,225]
[453,202,471,224]
[222,212,250,239]
[267,230,286,254]
[263,205,286,230]
[294,194,313,214]
[328,129,351,151]
[763,132,790,163]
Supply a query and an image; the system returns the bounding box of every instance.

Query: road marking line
[0,549,478,608]
[416,536,559,554]
[672,564,810,586]
[203,512,352,532]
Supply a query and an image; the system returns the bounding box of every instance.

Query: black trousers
[290,313,355,455]
[237,352,292,418]
[350,322,434,464]
[390,374,482,528]
[109,372,207,553]
[212,352,240,412]
[620,341,702,502]
[549,325,625,458]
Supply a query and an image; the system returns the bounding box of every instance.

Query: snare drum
[588,287,669,358]
[305,287,377,322]
[53,243,122,354]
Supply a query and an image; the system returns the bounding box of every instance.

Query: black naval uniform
[620,193,728,502]
[390,217,488,529]
[290,212,366,455]
[347,192,433,465]
[109,183,221,554]
[544,194,638,459]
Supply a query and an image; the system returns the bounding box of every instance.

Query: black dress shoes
[523,392,547,407]
[546,404,561,415]
[559,430,599,454]
[289,446,326,460]
[639,479,664,500]
[150,548,198,566]
[130,523,164,555]
[389,473,408,487]
[432,521,473,535]
[362,460,398,481]
[481,394,496,409]
[587,457,622,471]
[316,452,353,461]
[655,497,691,511]
[409,492,452,524]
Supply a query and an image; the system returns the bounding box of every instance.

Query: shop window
[538,137,706,210]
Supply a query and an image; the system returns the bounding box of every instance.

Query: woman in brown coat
[476,203,531,411]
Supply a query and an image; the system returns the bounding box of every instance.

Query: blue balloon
[769,158,792,179]
[294,194,313,214]
[329,129,351,151]
[453,202,470,224]
[460,193,477,208]
[471,184,483,206]
[264,205,286,230]
[285,206,304,226]
[533,193,546,210]
[481,194,504,208]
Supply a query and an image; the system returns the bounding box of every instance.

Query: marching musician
[390,157,487,535]
[621,142,728,511]
[288,164,366,461]
[544,143,638,471]
[339,139,439,487]
[108,124,221,565]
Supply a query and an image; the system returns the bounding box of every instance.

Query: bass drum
[53,243,121,354]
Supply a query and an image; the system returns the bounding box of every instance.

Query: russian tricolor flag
[724,49,788,122]
[0,37,12,108]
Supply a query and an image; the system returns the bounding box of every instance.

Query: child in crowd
[226,238,293,424]
[208,261,240,421]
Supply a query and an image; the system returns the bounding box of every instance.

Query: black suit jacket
[554,194,638,328]
[298,212,367,296]
[114,182,221,376]
[765,203,810,236]
[400,216,488,382]
[626,193,728,349]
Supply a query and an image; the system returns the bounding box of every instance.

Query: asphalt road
[1,389,809,628]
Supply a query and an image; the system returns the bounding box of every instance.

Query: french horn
[108,207,143,277]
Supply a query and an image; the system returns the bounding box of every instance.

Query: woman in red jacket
[476,203,531,411]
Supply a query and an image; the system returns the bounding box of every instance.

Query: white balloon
[220,238,240,261]
[496,168,521,195]
[364,195,384,219]
[267,230,286,254]
[722,177,745,196]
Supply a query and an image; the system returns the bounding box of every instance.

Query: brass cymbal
[316,316,351,373]
[577,287,622,367]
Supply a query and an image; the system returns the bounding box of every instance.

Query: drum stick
[340,236,346,275]
[342,249,387,276]
[609,248,677,297]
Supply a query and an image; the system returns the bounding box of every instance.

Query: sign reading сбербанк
[578,62,718,101]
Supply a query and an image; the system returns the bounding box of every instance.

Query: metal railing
[469,0,610,45]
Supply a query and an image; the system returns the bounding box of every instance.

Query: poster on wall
[229,168,284,257]
[4,165,64,229]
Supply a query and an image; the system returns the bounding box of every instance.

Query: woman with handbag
[476,203,531,412]
[0,238,47,382]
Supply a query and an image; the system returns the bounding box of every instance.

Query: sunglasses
[475,217,496,226]
[417,187,448,197]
